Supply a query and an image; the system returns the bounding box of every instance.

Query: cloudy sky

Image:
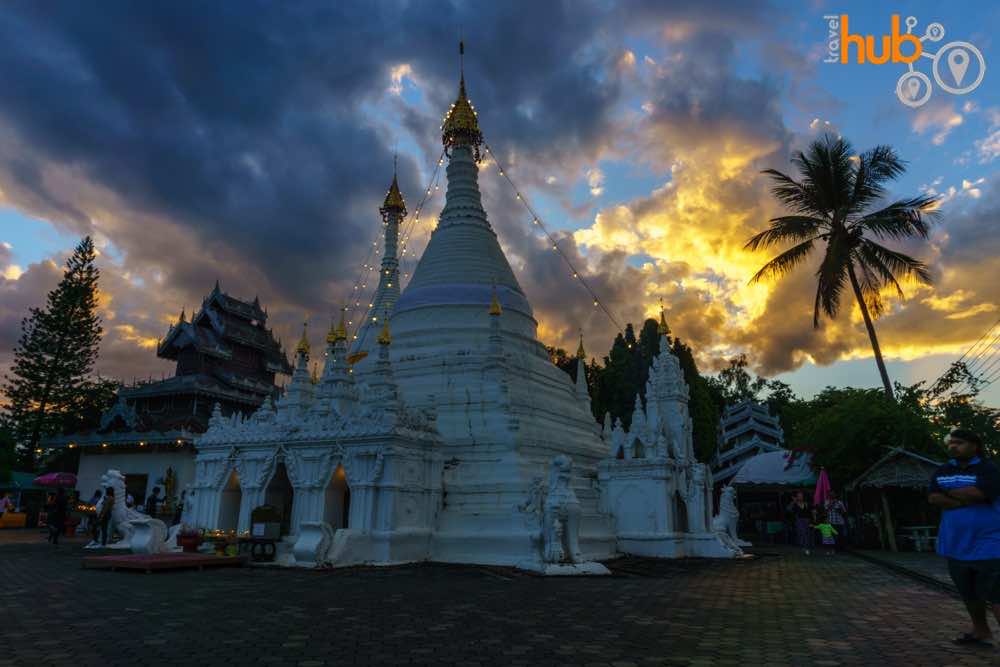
[1,0,998,404]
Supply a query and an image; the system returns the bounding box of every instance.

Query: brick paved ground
[1,533,997,667]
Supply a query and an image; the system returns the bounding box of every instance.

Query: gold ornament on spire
[295,320,311,356]
[442,41,483,160]
[380,156,407,220]
[576,329,586,359]
[658,298,670,336]
[377,317,392,345]
[327,310,348,344]
[488,282,502,316]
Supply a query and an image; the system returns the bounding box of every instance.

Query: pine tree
[2,237,103,468]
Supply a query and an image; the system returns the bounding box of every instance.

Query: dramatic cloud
[0,0,995,398]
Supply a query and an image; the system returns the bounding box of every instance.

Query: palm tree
[746,135,937,400]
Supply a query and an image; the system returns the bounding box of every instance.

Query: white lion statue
[542,455,583,564]
[86,469,181,553]
[711,485,747,555]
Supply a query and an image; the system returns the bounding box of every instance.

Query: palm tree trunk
[846,263,895,400]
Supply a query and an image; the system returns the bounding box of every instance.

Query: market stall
[731,450,816,544]
[848,447,942,552]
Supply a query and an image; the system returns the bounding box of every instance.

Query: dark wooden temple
[48,282,291,449]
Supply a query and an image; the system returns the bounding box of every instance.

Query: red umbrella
[32,472,78,488]
[813,467,832,507]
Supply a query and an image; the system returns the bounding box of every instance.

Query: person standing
[787,491,814,555]
[48,488,67,545]
[88,489,103,540]
[97,487,114,546]
[144,486,161,515]
[928,428,1000,649]
[0,492,13,514]
[825,490,848,550]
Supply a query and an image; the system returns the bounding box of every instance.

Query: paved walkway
[1,536,996,666]
[853,549,955,592]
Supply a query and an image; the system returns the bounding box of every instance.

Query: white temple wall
[77,448,195,501]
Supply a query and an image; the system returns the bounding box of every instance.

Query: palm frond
[760,169,823,216]
[856,258,887,319]
[858,239,933,285]
[855,243,905,300]
[814,230,852,325]
[749,237,818,285]
[852,196,938,240]
[744,216,826,251]
[795,135,855,218]
[863,145,906,183]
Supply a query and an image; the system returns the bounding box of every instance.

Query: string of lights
[396,149,447,284]
[345,149,447,348]
[482,141,627,338]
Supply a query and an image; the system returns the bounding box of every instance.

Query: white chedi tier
[186,66,739,570]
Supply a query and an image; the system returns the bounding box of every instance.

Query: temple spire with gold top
[350,160,406,362]
[295,320,311,359]
[442,41,483,161]
[657,299,671,338]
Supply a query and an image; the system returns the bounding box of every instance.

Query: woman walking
[787,491,814,555]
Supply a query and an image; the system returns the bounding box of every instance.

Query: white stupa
[186,50,739,570]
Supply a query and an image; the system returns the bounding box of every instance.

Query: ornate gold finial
[576,328,586,359]
[377,316,392,346]
[327,309,348,344]
[658,297,670,336]
[442,41,483,160]
[488,281,502,316]
[381,169,407,219]
[295,319,310,356]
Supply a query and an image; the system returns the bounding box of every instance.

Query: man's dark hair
[949,428,985,456]
[949,428,983,447]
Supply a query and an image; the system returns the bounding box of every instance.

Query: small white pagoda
[184,51,740,570]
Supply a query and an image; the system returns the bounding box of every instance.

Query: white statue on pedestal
[542,455,583,564]
[714,485,751,549]
[85,469,180,553]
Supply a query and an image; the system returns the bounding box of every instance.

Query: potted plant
[176,525,203,553]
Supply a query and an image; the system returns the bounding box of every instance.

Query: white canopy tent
[732,450,816,488]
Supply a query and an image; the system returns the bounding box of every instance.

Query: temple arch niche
[673,491,688,533]
[265,461,295,536]
[218,470,242,531]
[323,464,351,529]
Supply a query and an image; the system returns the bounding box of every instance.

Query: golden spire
[327,309,348,344]
[442,41,483,158]
[381,155,407,218]
[488,281,502,316]
[377,316,392,346]
[658,297,670,336]
[295,319,310,356]
[576,329,586,359]
[178,307,186,324]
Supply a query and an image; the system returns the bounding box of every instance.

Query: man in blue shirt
[928,428,1000,648]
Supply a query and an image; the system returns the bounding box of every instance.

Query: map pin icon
[907,77,921,100]
[948,49,970,86]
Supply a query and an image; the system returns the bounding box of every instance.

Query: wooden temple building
[46,282,291,507]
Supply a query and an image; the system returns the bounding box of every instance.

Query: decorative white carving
[542,456,582,564]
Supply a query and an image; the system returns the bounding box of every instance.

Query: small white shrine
[183,54,741,571]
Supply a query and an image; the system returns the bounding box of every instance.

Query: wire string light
[483,141,627,338]
[345,148,447,350]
